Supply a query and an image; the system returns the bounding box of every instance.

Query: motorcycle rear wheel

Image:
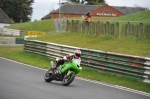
[44,69,53,82]
[62,72,75,86]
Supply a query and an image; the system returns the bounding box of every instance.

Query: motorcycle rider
[52,49,81,71]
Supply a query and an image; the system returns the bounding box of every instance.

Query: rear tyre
[62,72,75,86]
[44,69,53,82]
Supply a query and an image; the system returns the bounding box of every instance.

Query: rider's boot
[51,66,57,70]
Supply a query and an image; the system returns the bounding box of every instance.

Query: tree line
[0,0,34,23]
[68,0,106,5]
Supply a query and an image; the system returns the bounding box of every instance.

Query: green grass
[29,32,150,57]
[78,68,150,93]
[0,46,51,69]
[113,10,150,22]
[6,19,55,32]
[0,46,150,93]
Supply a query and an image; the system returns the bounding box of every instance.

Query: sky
[31,0,150,21]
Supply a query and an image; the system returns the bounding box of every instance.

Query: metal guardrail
[24,40,150,83]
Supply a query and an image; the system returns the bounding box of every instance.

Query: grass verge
[0,46,150,93]
[29,32,150,57]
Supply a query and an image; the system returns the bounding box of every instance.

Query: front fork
[64,70,74,78]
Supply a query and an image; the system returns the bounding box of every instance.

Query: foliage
[86,0,106,5]
[0,0,34,22]
[69,0,106,5]
[68,0,80,3]
[10,18,15,24]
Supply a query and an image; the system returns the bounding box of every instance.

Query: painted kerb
[24,40,150,83]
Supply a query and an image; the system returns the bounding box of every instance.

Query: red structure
[41,4,146,20]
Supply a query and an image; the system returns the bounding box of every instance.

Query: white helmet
[74,49,81,59]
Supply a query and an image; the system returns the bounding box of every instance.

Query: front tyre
[44,69,53,82]
[62,72,75,86]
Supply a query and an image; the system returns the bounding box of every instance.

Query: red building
[41,4,146,19]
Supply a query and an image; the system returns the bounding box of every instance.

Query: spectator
[85,12,91,26]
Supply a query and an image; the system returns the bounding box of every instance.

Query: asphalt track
[0,57,150,99]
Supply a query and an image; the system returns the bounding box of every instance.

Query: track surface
[0,57,149,99]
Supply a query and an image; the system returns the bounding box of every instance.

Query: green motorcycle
[44,59,82,86]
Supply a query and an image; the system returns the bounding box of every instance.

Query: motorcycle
[44,59,82,86]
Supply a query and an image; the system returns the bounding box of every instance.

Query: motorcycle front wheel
[44,69,53,82]
[62,72,75,86]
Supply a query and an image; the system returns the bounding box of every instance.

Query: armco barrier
[24,40,150,83]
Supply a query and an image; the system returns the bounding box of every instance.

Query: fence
[24,40,150,83]
[58,20,150,40]
[54,19,67,32]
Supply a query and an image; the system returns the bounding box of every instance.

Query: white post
[59,0,61,19]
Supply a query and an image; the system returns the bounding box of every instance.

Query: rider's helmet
[74,49,81,59]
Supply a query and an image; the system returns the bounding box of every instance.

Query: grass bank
[29,32,150,57]
[0,46,150,93]
[6,19,55,33]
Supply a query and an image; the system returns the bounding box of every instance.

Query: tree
[0,0,34,22]
[67,0,78,3]
[86,0,106,5]
[68,0,106,5]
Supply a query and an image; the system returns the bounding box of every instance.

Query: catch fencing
[24,40,150,83]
